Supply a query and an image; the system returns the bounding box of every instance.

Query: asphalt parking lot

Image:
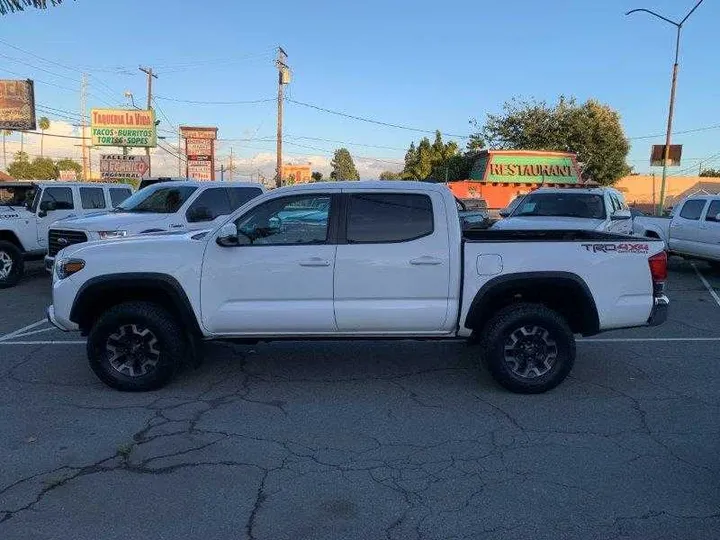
[1,260,719,540]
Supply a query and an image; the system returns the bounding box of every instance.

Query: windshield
[511,193,606,220]
[115,185,198,214]
[0,185,36,207]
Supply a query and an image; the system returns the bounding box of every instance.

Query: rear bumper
[647,295,669,327]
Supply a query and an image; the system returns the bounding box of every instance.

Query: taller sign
[180,126,218,181]
[91,109,157,147]
[0,79,36,130]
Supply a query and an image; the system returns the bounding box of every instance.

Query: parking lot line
[0,340,86,345]
[691,262,720,308]
[578,337,720,342]
[0,319,47,342]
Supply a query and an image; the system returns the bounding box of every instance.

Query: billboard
[91,109,157,147]
[181,126,217,181]
[651,145,682,167]
[99,154,151,180]
[0,79,36,130]
[187,160,213,181]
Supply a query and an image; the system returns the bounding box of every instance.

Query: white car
[634,196,720,269]
[47,181,668,394]
[493,187,633,235]
[0,181,133,288]
[45,181,265,271]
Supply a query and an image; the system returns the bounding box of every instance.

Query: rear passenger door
[108,186,133,208]
[333,190,452,333]
[670,199,707,254]
[697,200,720,260]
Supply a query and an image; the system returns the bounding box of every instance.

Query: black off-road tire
[87,301,187,391]
[480,303,575,394]
[0,240,24,289]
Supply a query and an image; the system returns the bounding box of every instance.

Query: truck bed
[463,229,646,242]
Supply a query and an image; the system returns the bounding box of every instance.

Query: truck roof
[273,180,449,194]
[144,180,264,189]
[0,181,132,189]
[533,186,620,195]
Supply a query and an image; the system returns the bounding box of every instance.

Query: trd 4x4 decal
[581,243,649,254]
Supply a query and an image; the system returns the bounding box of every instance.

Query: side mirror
[216,222,240,247]
[188,205,213,223]
[611,210,632,221]
[39,200,56,212]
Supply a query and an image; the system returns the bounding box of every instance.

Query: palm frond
[0,0,69,15]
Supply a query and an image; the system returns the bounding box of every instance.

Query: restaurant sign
[470,151,581,184]
[91,109,157,147]
[0,79,36,130]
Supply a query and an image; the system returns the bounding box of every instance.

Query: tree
[477,96,630,186]
[39,117,50,158]
[2,130,11,171]
[311,171,324,182]
[330,148,359,180]
[400,131,464,181]
[379,171,401,180]
[55,157,82,177]
[700,168,720,178]
[0,1,69,15]
[31,157,57,180]
[7,151,33,179]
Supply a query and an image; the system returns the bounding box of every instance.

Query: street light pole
[626,0,705,215]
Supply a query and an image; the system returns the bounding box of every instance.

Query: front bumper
[46,305,78,332]
[647,295,669,327]
[44,255,54,273]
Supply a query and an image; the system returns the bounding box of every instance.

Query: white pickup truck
[44,180,265,271]
[0,181,133,288]
[46,181,669,394]
[633,196,720,269]
[493,187,633,235]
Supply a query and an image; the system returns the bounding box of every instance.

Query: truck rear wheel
[0,240,24,289]
[480,303,575,394]
[87,301,186,391]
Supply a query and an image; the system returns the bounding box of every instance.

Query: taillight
[649,251,668,290]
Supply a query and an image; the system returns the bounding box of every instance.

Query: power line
[286,98,470,139]
[630,123,720,140]
[154,95,275,105]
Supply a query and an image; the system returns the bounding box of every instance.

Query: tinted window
[705,201,720,222]
[0,185,35,207]
[109,188,132,208]
[512,193,605,220]
[235,195,330,245]
[186,188,231,222]
[679,199,706,221]
[346,193,433,243]
[115,186,197,214]
[79,187,106,210]
[228,187,263,209]
[41,187,73,210]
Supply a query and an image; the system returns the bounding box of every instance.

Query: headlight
[97,230,127,240]
[55,258,85,280]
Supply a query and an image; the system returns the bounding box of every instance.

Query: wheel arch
[70,273,202,336]
[464,272,600,337]
[0,230,25,252]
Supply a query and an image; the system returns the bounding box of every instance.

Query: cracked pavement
[0,260,719,539]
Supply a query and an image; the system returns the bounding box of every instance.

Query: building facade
[281,164,312,184]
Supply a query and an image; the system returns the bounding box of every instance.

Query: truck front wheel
[480,303,575,394]
[87,301,186,391]
[0,240,24,289]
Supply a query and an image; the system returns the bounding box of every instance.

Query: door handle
[169,224,184,229]
[299,257,330,267]
[410,256,443,265]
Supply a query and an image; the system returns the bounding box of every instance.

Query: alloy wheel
[0,251,13,280]
[106,324,161,377]
[503,325,558,379]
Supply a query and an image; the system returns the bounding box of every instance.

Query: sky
[1,0,719,179]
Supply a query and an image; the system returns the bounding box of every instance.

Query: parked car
[44,181,265,272]
[492,187,633,234]
[0,181,133,288]
[456,198,491,230]
[47,181,668,394]
[634,196,720,269]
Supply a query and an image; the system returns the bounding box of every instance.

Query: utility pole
[275,47,289,188]
[80,73,89,180]
[178,127,182,177]
[139,66,158,177]
[626,0,705,215]
[228,147,234,181]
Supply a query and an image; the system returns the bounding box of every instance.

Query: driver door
[200,193,339,335]
[35,186,79,247]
